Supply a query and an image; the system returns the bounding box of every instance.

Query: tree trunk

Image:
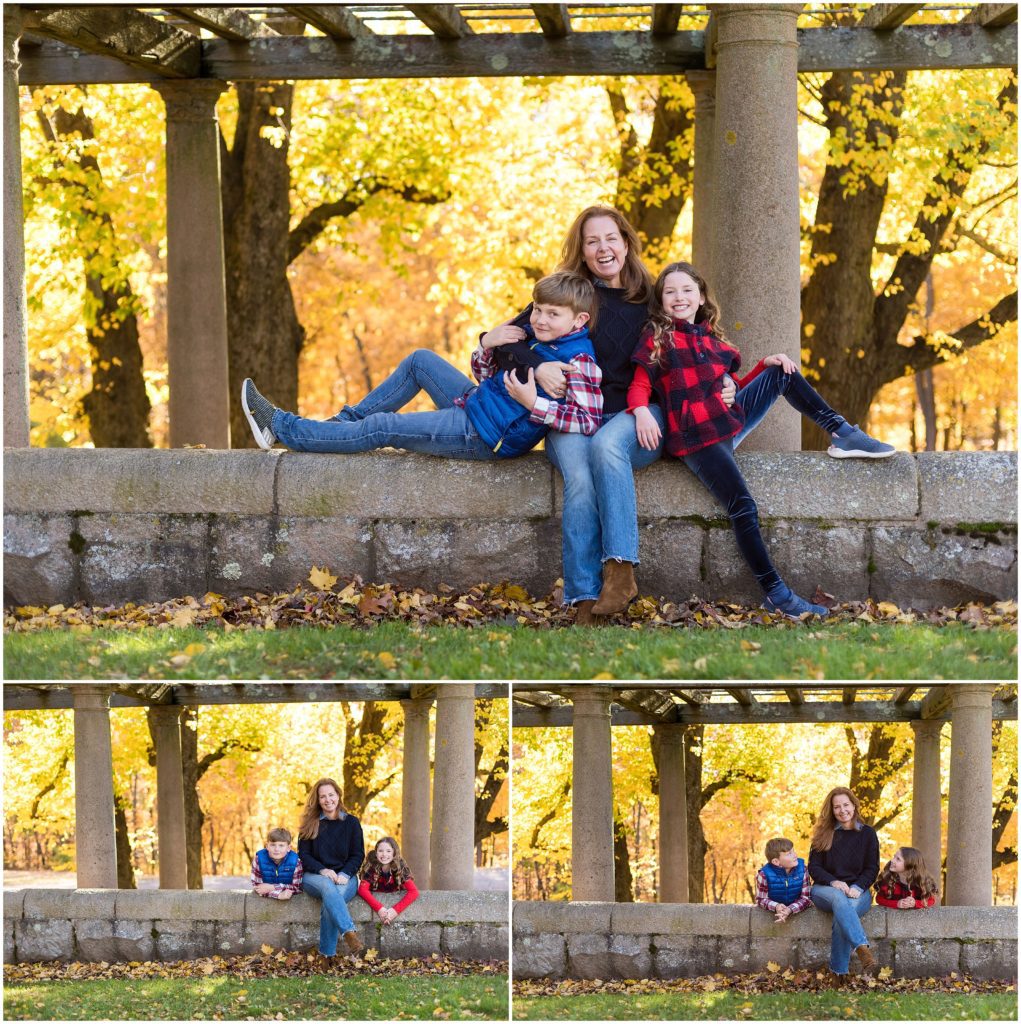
[180,706,203,889]
[474,700,509,846]
[613,808,634,902]
[844,724,910,830]
[339,701,400,816]
[915,368,937,451]
[114,795,136,889]
[683,726,707,902]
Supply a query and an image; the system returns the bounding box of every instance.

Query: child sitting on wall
[358,836,419,924]
[754,837,813,922]
[874,846,938,909]
[251,826,303,900]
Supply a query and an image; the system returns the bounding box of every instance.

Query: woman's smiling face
[318,784,340,817]
[581,215,627,288]
[832,793,856,828]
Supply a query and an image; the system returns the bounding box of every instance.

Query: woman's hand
[763,353,797,374]
[847,886,862,899]
[535,361,571,398]
[335,872,350,887]
[831,880,851,895]
[897,895,915,909]
[634,407,662,451]
[721,375,737,407]
[505,368,538,410]
[320,868,339,883]
[481,323,527,349]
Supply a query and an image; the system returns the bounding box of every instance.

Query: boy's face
[772,848,798,870]
[530,302,588,343]
[266,840,291,862]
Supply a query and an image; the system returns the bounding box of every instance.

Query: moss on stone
[953,521,1015,535]
[867,558,877,574]
[68,531,87,555]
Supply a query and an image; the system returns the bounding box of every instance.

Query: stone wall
[3,448,1016,609]
[513,902,1017,980]
[3,889,508,964]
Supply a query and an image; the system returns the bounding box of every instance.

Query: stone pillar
[72,686,118,889]
[154,81,230,449]
[570,685,615,901]
[910,719,943,887]
[401,697,432,889]
[686,70,716,277]
[945,683,997,906]
[147,706,189,889]
[430,685,475,890]
[655,725,688,903]
[711,4,803,451]
[3,6,29,447]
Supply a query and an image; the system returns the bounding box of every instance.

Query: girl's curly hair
[646,261,725,367]
[360,836,413,888]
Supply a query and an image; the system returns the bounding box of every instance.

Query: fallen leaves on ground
[4,578,1016,634]
[513,968,1016,998]
[3,950,503,983]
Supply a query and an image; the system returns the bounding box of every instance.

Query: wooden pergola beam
[842,687,857,705]
[175,7,263,42]
[531,4,571,38]
[725,687,756,706]
[407,4,474,38]
[651,4,685,35]
[289,5,373,39]
[894,685,919,704]
[783,687,805,705]
[858,4,924,30]
[920,685,954,720]
[21,6,202,77]
[961,4,1018,27]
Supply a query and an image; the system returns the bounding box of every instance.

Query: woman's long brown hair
[557,205,654,304]
[810,786,865,852]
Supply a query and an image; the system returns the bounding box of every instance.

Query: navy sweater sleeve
[808,844,834,885]
[297,836,325,875]
[340,817,365,879]
[853,827,880,892]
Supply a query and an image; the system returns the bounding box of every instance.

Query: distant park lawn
[3,620,1016,680]
[4,973,508,1020]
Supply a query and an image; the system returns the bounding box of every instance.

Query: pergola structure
[3,4,1017,450]
[513,683,1018,906]
[4,682,505,892]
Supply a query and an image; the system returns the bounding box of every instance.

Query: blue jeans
[302,872,360,956]
[810,884,873,974]
[271,349,496,460]
[546,407,665,604]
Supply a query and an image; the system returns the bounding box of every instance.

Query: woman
[297,777,365,958]
[808,786,880,983]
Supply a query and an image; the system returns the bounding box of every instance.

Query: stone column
[711,4,803,451]
[147,705,189,889]
[945,683,997,906]
[3,6,29,447]
[430,685,475,890]
[401,697,432,888]
[686,70,716,277]
[570,685,614,901]
[910,719,943,886]
[655,725,688,902]
[153,81,230,449]
[72,686,118,888]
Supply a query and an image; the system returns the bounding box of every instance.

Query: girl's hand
[721,375,737,407]
[385,907,398,924]
[633,407,662,451]
[505,368,538,410]
[482,323,527,349]
[535,361,571,398]
[377,907,389,923]
[764,353,797,374]
[898,895,915,909]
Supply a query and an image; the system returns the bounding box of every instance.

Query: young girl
[626,261,895,619]
[875,847,938,908]
[358,836,420,924]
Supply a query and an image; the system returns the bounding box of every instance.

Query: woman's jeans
[271,349,496,460]
[302,872,360,956]
[810,884,873,974]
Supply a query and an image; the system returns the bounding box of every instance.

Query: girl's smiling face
[660,270,704,323]
[581,215,627,288]
[376,841,396,867]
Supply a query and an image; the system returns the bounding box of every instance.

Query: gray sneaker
[827,425,895,459]
[241,378,277,450]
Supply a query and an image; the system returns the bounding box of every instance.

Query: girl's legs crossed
[733,365,845,447]
[546,432,602,604]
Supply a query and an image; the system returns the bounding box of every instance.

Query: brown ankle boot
[591,561,638,615]
[343,930,364,955]
[855,944,875,972]
[574,600,598,625]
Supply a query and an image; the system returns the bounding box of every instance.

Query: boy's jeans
[809,884,873,974]
[302,873,360,956]
[270,349,496,460]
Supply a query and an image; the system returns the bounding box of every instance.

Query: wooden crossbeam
[842,687,857,705]
[961,4,1018,27]
[615,688,679,721]
[894,685,919,704]
[920,685,953,720]
[22,6,202,77]
[407,4,474,38]
[783,687,805,705]
[673,688,710,705]
[725,687,756,706]
[858,4,924,30]
[289,5,373,39]
[651,4,685,35]
[175,7,263,41]
[531,4,571,37]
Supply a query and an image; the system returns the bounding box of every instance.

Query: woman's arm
[339,818,365,881]
[393,878,420,915]
[525,355,603,434]
[807,847,836,886]
[853,829,881,891]
[297,837,326,875]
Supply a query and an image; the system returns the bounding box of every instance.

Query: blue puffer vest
[463,327,594,458]
[762,857,806,905]
[257,848,299,885]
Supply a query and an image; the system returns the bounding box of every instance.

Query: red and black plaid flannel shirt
[875,877,937,908]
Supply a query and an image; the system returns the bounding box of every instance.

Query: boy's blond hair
[764,837,794,862]
[533,271,598,333]
[267,827,292,845]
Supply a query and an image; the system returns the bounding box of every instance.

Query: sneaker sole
[827,446,895,459]
[761,602,828,620]
[240,380,276,451]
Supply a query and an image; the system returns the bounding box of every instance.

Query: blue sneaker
[241,378,277,450]
[763,584,829,619]
[827,424,895,459]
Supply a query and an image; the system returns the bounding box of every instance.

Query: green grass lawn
[3,620,1016,680]
[4,973,508,1020]
[513,990,1018,1020]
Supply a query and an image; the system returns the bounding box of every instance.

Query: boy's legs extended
[272,404,496,459]
[732,365,846,448]
[682,442,784,595]
[302,873,360,956]
[332,350,474,421]
[809,885,872,974]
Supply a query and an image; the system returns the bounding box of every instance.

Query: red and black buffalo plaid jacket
[631,321,748,457]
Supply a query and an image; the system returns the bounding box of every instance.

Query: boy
[241,271,603,459]
[251,827,303,900]
[755,837,812,922]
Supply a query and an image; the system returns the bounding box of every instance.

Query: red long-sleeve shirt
[875,877,937,908]
[626,358,768,413]
[358,875,420,916]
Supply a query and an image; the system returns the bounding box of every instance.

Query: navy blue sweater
[808,824,880,891]
[298,814,364,878]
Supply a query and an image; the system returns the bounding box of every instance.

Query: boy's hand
[535,361,572,398]
[255,883,274,895]
[277,890,293,900]
[634,407,662,451]
[482,323,527,349]
[505,368,538,410]
[721,375,737,407]
[763,353,797,374]
[774,905,791,922]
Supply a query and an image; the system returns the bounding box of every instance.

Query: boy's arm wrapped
[528,354,603,434]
